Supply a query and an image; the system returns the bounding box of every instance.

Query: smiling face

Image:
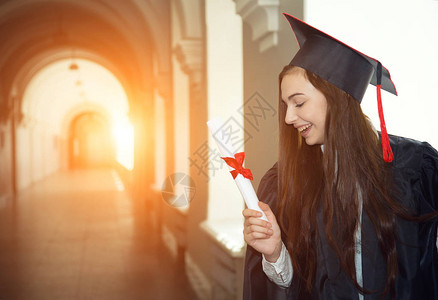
[281,67,328,146]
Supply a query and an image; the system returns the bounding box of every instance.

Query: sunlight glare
[112,119,134,171]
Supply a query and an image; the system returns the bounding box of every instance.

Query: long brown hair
[277,65,409,297]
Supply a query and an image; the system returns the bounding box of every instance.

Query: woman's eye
[295,102,304,107]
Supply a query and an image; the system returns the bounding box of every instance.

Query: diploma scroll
[207,117,268,221]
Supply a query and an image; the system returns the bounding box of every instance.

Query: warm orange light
[112,119,134,170]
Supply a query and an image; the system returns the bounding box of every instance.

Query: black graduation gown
[243,135,438,300]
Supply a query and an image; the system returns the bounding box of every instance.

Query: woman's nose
[285,106,297,125]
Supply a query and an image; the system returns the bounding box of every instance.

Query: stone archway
[69,112,113,169]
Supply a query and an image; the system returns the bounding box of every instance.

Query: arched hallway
[0,169,196,300]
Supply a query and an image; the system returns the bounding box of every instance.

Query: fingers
[258,201,272,213]
[258,201,275,220]
[243,223,273,241]
[245,223,273,235]
[242,209,271,227]
[242,208,263,218]
[242,202,271,219]
[258,201,268,209]
[242,208,273,242]
[245,230,273,240]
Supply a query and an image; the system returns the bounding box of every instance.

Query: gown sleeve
[243,163,290,300]
[418,142,438,298]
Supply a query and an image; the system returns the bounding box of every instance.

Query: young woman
[242,14,438,299]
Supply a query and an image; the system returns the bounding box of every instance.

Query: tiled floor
[0,169,197,300]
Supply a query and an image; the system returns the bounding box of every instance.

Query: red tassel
[376,84,393,162]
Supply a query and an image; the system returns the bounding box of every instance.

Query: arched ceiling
[0,0,171,122]
[22,58,129,129]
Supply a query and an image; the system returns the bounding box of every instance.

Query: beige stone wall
[241,1,303,192]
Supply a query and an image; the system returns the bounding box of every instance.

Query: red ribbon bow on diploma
[221,152,253,180]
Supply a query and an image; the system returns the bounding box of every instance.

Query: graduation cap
[283,13,396,162]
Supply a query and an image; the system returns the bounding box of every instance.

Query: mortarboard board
[283,13,395,162]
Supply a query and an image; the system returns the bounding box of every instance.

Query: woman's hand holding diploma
[243,201,283,263]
